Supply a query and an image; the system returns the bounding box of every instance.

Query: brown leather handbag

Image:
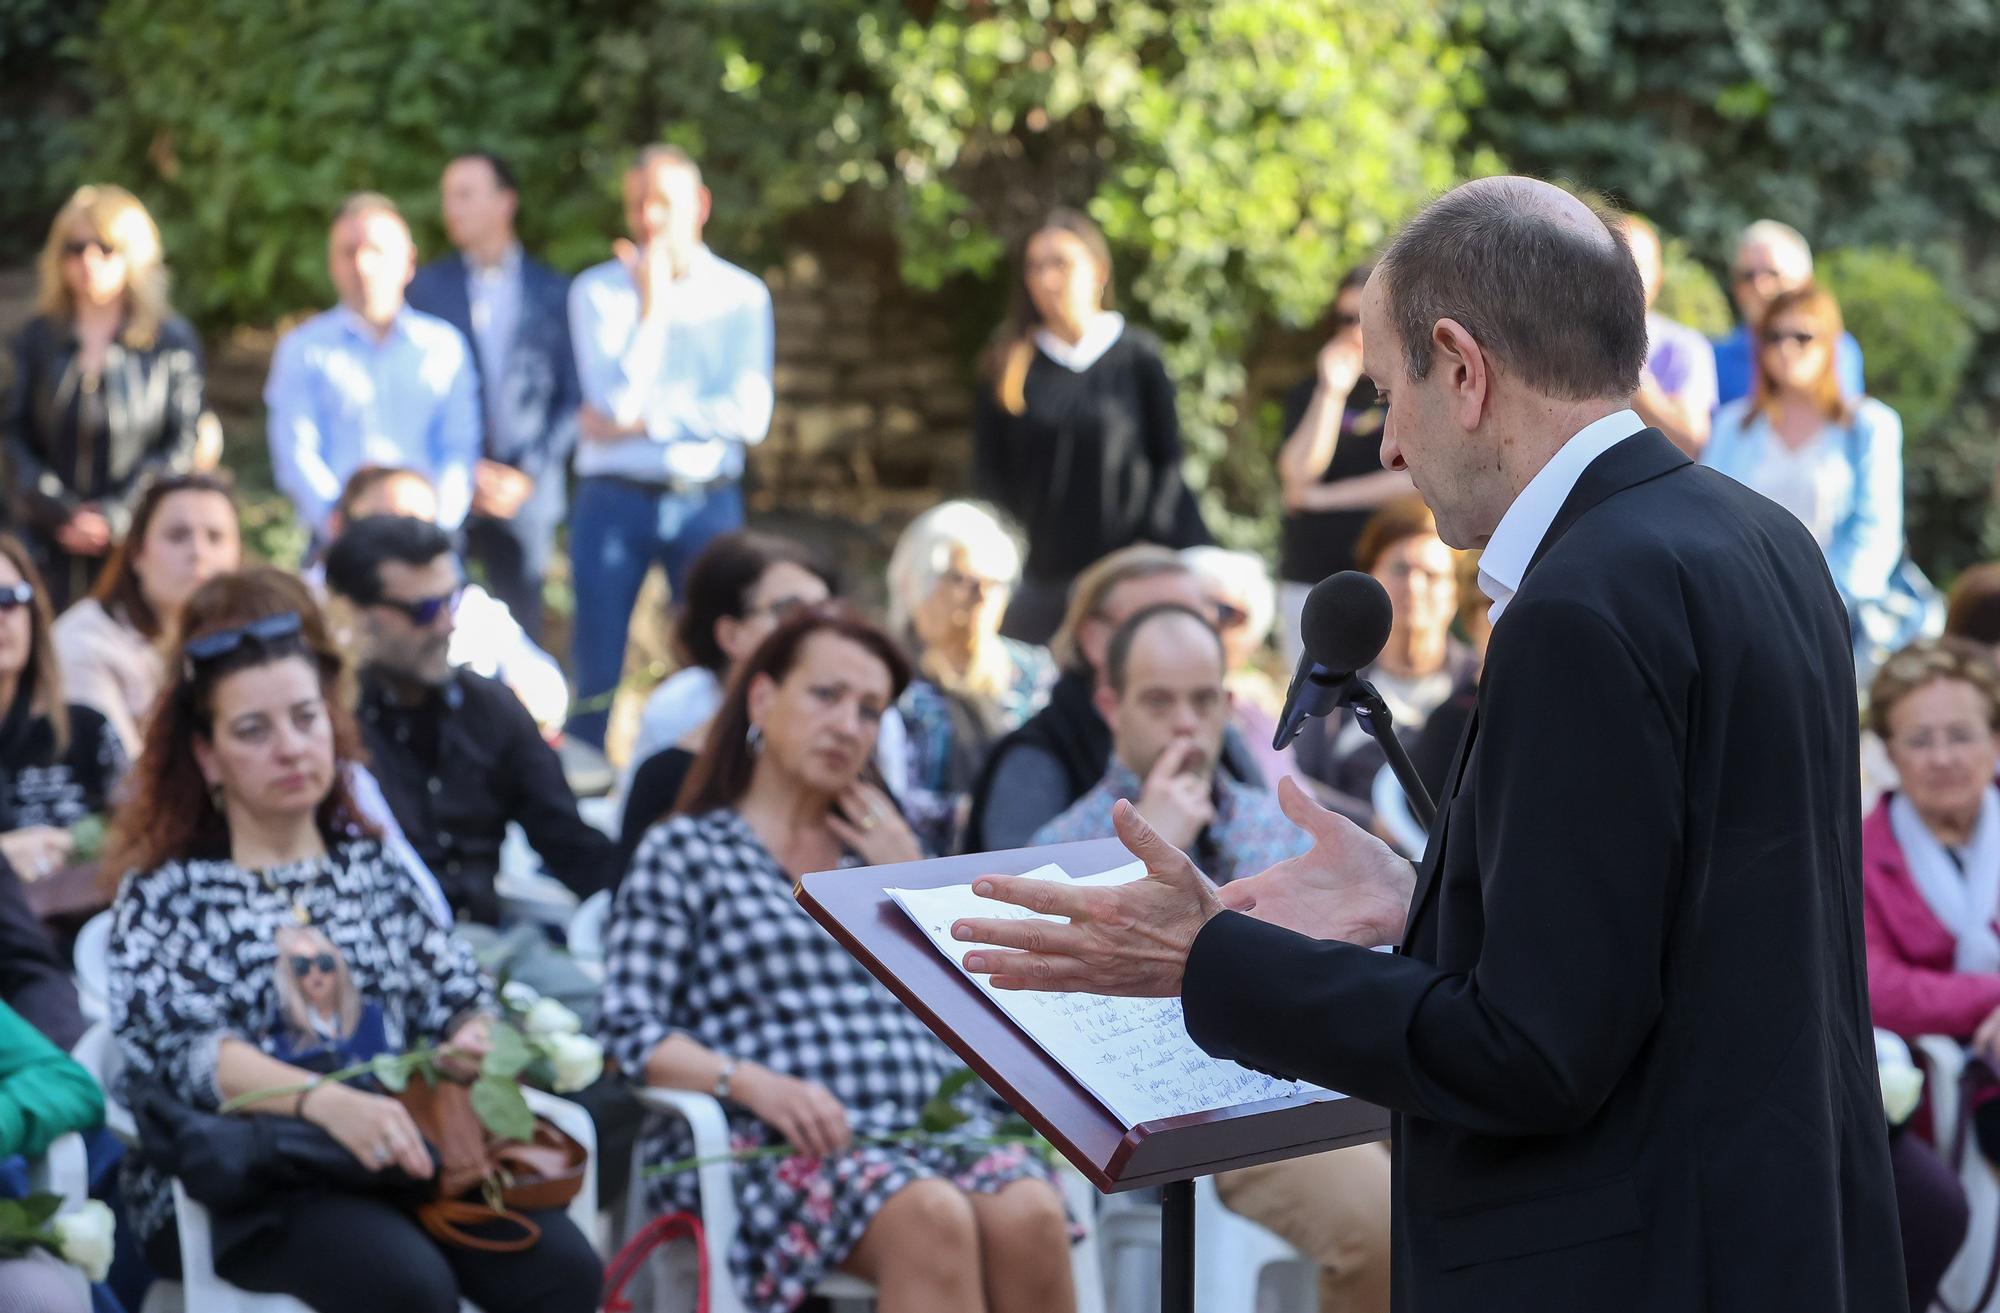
[395,1077,587,1252]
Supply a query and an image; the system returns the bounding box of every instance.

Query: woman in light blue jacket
[1702,283,1906,626]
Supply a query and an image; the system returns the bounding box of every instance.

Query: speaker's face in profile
[1362,274,1475,550]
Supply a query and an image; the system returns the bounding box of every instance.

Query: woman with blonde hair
[971,209,1208,644]
[4,185,207,609]
[1702,283,1909,655]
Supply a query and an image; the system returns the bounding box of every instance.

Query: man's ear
[1430,317,1490,430]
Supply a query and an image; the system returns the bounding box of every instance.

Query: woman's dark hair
[88,471,239,640]
[672,530,840,674]
[0,535,68,755]
[674,605,912,818]
[104,567,376,880]
[1947,563,2000,648]
[981,208,1115,416]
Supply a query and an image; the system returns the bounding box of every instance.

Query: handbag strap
[413,1198,544,1253]
[603,1212,709,1313]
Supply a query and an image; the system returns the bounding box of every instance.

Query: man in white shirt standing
[565,145,775,748]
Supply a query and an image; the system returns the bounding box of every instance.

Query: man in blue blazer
[408,151,580,636]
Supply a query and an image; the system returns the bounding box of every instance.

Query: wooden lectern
[799,836,1391,1313]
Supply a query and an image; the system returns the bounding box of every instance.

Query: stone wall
[749,240,978,527]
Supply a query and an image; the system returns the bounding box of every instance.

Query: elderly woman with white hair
[888,501,1056,853]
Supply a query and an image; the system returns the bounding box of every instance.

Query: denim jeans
[565,477,744,748]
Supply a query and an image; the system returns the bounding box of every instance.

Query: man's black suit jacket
[1184,430,1906,1311]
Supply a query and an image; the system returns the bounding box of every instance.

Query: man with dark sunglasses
[323,515,615,1009]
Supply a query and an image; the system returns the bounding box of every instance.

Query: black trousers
[148,1192,601,1313]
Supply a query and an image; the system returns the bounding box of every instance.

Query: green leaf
[470,1074,536,1143]
[17,1194,63,1229]
[371,1053,411,1093]
[482,1021,533,1080]
[919,1067,977,1134]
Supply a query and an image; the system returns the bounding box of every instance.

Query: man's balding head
[1375,177,1646,402]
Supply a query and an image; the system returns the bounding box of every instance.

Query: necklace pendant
[291,902,311,926]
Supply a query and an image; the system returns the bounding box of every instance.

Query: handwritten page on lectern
[889,861,1336,1127]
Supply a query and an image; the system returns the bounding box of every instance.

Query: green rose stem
[643,1129,1052,1180]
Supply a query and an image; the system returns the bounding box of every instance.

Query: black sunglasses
[374,586,462,627]
[289,953,338,976]
[0,582,34,612]
[62,238,114,260]
[1761,329,1819,348]
[1212,600,1250,631]
[183,612,305,678]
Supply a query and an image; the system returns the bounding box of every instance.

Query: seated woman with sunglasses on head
[601,606,1076,1313]
[102,567,600,1313]
[0,535,127,889]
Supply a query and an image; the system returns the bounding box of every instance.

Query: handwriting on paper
[889,863,1337,1127]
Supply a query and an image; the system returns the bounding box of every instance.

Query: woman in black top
[973,209,1208,644]
[1274,264,1412,667]
[0,536,125,887]
[5,185,207,609]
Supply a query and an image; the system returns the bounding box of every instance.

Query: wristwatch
[714,1059,739,1102]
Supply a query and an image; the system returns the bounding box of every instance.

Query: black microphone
[1272,572,1394,752]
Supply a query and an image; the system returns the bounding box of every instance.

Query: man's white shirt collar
[1035,311,1125,372]
[1477,409,1642,622]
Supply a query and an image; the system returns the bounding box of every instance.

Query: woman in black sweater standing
[973,209,1209,644]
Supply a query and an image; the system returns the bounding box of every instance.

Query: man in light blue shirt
[566,145,775,746]
[264,193,481,538]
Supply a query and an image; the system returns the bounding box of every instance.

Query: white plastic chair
[72,909,115,1023]
[565,890,614,982]
[25,1131,93,1305]
[1095,1175,1314,1313]
[73,1023,599,1313]
[622,1086,1105,1313]
[1916,1033,2000,1312]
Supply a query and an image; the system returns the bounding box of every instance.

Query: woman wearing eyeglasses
[1273,264,1412,669]
[885,501,1054,855]
[1701,284,1906,646]
[4,185,209,612]
[0,536,127,889]
[101,567,600,1312]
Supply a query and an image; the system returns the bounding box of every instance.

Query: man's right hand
[1316,331,1364,401]
[1219,776,1415,947]
[1135,738,1216,852]
[54,507,112,556]
[614,236,677,319]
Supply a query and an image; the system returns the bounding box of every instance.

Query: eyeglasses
[61,238,115,260]
[289,953,339,976]
[1212,600,1250,631]
[1761,329,1819,348]
[746,594,812,623]
[184,612,304,677]
[1732,267,1782,286]
[0,582,34,612]
[374,586,462,627]
[1330,312,1362,331]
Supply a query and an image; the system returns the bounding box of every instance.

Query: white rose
[501,981,541,1013]
[524,997,581,1038]
[543,1031,605,1093]
[1880,1060,1924,1126]
[53,1200,115,1283]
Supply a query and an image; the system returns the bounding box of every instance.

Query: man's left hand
[953,799,1222,996]
[472,459,534,519]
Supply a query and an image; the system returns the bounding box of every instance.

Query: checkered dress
[600,808,1057,1312]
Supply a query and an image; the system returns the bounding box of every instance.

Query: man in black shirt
[324,516,616,1005]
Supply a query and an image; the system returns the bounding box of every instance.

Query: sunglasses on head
[1761,329,1819,348]
[374,586,462,627]
[183,612,305,679]
[62,238,115,260]
[0,582,34,612]
[289,953,338,976]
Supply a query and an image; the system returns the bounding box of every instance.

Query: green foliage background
[13,0,1997,574]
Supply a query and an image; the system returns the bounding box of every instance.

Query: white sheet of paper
[889,861,1337,1127]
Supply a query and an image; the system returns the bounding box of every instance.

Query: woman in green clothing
[0,997,104,1313]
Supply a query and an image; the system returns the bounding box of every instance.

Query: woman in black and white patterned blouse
[103,567,599,1312]
[601,605,1077,1313]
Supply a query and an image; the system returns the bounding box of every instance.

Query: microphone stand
[1334,676,1437,831]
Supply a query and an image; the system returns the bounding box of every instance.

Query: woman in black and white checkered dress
[601,606,1075,1313]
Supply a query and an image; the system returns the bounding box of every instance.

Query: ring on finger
[859,811,879,832]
